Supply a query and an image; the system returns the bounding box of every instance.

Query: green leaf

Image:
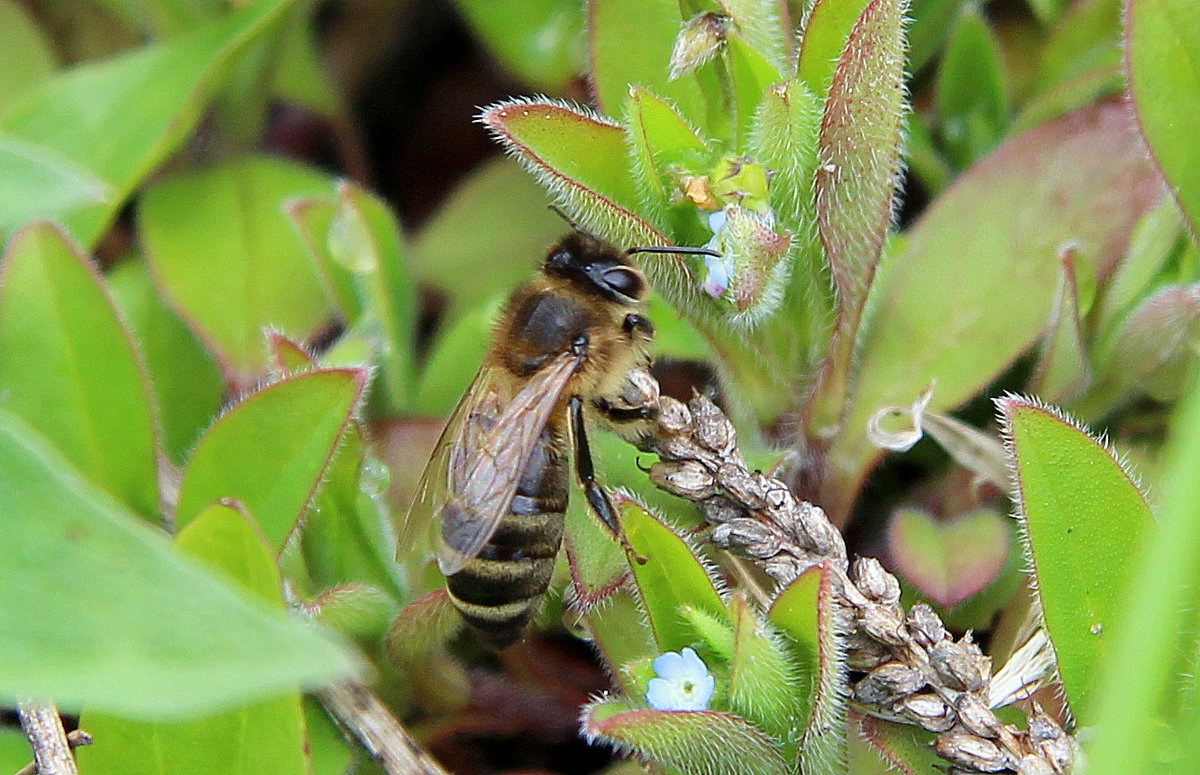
[301,423,406,600]
[0,0,305,246]
[768,563,848,775]
[479,99,661,248]
[936,4,1008,168]
[175,368,368,551]
[719,0,791,76]
[1126,0,1200,238]
[582,698,790,775]
[588,0,707,129]
[887,507,1009,610]
[585,592,658,696]
[621,499,726,652]
[0,411,359,716]
[908,0,966,73]
[1010,0,1122,134]
[997,396,1154,723]
[1094,195,1184,340]
[727,594,803,753]
[454,0,584,93]
[272,18,342,119]
[78,502,308,775]
[108,258,225,464]
[330,181,418,413]
[0,222,159,519]
[624,86,712,234]
[0,0,56,113]
[0,136,112,241]
[1029,253,1092,403]
[0,726,31,775]
[827,100,1163,523]
[412,295,502,416]
[808,0,909,432]
[305,696,355,775]
[410,157,567,319]
[285,196,361,322]
[748,80,820,235]
[141,155,337,385]
[1085,377,1200,773]
[796,0,872,96]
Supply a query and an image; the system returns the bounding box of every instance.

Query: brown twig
[15,702,90,775]
[633,384,1076,775]
[318,683,452,775]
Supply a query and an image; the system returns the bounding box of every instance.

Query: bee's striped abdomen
[445,426,567,650]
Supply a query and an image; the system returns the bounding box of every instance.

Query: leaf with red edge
[888,507,1010,610]
[582,698,790,775]
[797,0,873,97]
[809,0,908,430]
[997,395,1154,723]
[1125,0,1200,238]
[858,715,942,775]
[826,100,1164,525]
[175,368,368,551]
[387,589,463,666]
[0,222,159,520]
[266,331,316,376]
[479,98,659,249]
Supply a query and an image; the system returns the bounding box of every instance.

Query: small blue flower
[645,647,715,711]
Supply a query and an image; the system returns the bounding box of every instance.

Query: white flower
[645,647,715,711]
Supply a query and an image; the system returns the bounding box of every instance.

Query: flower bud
[669,13,728,80]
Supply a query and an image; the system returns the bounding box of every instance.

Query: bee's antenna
[628,245,722,258]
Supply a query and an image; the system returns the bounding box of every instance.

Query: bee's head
[544,232,647,304]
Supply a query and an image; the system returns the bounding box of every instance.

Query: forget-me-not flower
[645,647,715,711]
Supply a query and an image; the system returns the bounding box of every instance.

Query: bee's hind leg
[569,394,648,564]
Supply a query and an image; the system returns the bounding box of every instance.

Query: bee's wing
[437,351,582,576]
[398,365,502,565]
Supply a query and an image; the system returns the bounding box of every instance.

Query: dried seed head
[1016,754,1057,775]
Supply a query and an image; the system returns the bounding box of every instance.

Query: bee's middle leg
[570,394,647,563]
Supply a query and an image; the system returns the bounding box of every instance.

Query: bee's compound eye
[603,267,644,299]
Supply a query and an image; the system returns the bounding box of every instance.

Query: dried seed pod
[650,460,717,499]
[907,604,950,646]
[935,734,1012,773]
[954,694,1001,739]
[898,692,955,732]
[853,557,901,604]
[691,396,736,454]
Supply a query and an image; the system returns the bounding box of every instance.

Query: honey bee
[402,229,717,649]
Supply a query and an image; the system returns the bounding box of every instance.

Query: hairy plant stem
[631,381,1076,775]
[16,701,89,775]
[318,683,452,775]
